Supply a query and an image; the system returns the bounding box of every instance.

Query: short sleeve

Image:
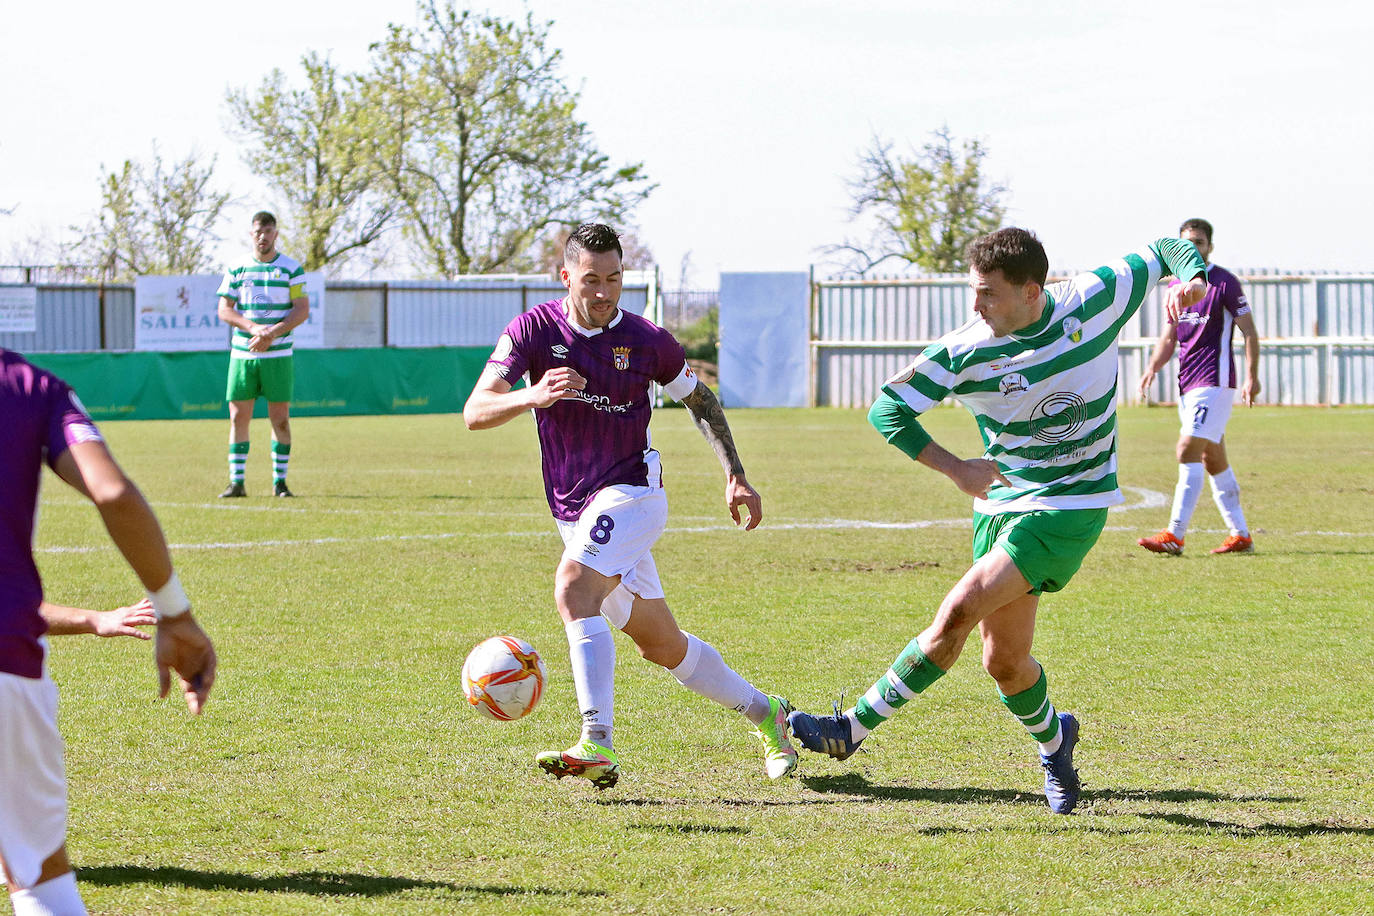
[1224,275,1250,317]
[486,318,530,384]
[651,328,688,387]
[215,268,236,301]
[44,379,103,469]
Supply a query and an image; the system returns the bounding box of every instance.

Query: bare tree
[69,148,232,282]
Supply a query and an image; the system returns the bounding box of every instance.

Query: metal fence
[0,272,658,354]
[811,272,1374,407]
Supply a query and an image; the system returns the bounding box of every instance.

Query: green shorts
[972,508,1108,595]
[226,354,294,403]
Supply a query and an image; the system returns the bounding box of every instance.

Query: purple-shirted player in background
[463,223,797,788]
[1138,218,1261,556]
[0,349,216,916]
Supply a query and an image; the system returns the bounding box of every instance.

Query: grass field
[32,405,1374,915]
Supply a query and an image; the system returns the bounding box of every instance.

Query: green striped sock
[228,441,249,484]
[999,666,1062,754]
[853,638,947,730]
[271,439,291,485]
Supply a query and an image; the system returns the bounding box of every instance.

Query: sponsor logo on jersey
[551,344,569,357]
[999,373,1029,398]
[1029,392,1087,444]
[613,346,631,370]
[1062,317,1083,343]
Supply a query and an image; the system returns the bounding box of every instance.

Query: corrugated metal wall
[1,275,656,354]
[812,273,1374,407]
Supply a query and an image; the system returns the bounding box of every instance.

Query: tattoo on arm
[681,381,745,477]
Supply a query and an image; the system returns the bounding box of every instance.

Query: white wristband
[148,571,191,619]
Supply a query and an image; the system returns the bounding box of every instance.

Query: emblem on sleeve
[1062,317,1083,343]
[613,346,630,370]
[491,333,514,362]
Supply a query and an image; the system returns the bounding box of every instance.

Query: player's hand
[1138,368,1156,400]
[248,334,272,352]
[530,367,587,407]
[92,597,156,639]
[1164,277,1208,321]
[951,458,1012,499]
[1242,377,1261,406]
[725,474,762,530]
[155,614,217,715]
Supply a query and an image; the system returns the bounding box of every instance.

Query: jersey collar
[562,297,623,337]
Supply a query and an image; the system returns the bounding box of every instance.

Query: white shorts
[0,669,68,888]
[556,485,667,629]
[1178,386,1235,444]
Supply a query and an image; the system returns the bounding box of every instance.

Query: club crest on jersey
[612,346,631,370]
[999,373,1029,398]
[1062,317,1083,343]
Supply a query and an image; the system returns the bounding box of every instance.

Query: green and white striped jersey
[881,238,1205,515]
[217,253,306,359]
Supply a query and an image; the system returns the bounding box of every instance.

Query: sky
[3,0,1371,285]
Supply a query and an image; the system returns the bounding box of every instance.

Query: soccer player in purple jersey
[0,349,217,916]
[1137,219,1261,556]
[463,223,797,788]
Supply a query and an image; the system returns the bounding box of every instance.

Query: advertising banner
[0,286,39,333]
[134,273,325,351]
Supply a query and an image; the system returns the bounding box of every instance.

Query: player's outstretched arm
[463,366,585,430]
[681,380,762,529]
[40,598,156,639]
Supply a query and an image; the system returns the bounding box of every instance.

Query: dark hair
[966,227,1048,288]
[1178,218,1213,244]
[252,211,277,228]
[564,223,622,262]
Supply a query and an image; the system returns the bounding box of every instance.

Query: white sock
[669,633,770,723]
[10,872,87,916]
[1168,462,1206,540]
[565,616,615,748]
[1209,467,1248,537]
[841,708,872,742]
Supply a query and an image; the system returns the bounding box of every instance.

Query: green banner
[24,348,492,420]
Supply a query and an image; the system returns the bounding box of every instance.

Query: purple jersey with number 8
[486,299,691,521]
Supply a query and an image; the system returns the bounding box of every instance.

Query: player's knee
[981,646,1022,683]
[933,594,979,639]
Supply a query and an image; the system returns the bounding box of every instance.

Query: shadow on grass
[1136,812,1374,837]
[799,774,1302,807]
[76,866,605,900]
[627,823,750,835]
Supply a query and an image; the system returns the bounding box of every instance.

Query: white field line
[34,487,1372,555]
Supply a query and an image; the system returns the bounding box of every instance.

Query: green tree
[369,1,654,277]
[70,148,232,282]
[225,53,393,272]
[831,126,1007,275]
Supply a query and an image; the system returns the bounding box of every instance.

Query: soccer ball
[461,636,546,721]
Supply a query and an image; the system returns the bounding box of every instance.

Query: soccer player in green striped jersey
[789,228,1208,814]
[215,212,310,498]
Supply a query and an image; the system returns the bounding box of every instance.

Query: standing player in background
[463,223,797,788]
[216,211,310,498]
[1137,218,1260,555]
[1,348,216,916]
[788,229,1209,814]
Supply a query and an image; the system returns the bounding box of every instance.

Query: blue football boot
[1040,712,1080,814]
[787,703,863,761]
